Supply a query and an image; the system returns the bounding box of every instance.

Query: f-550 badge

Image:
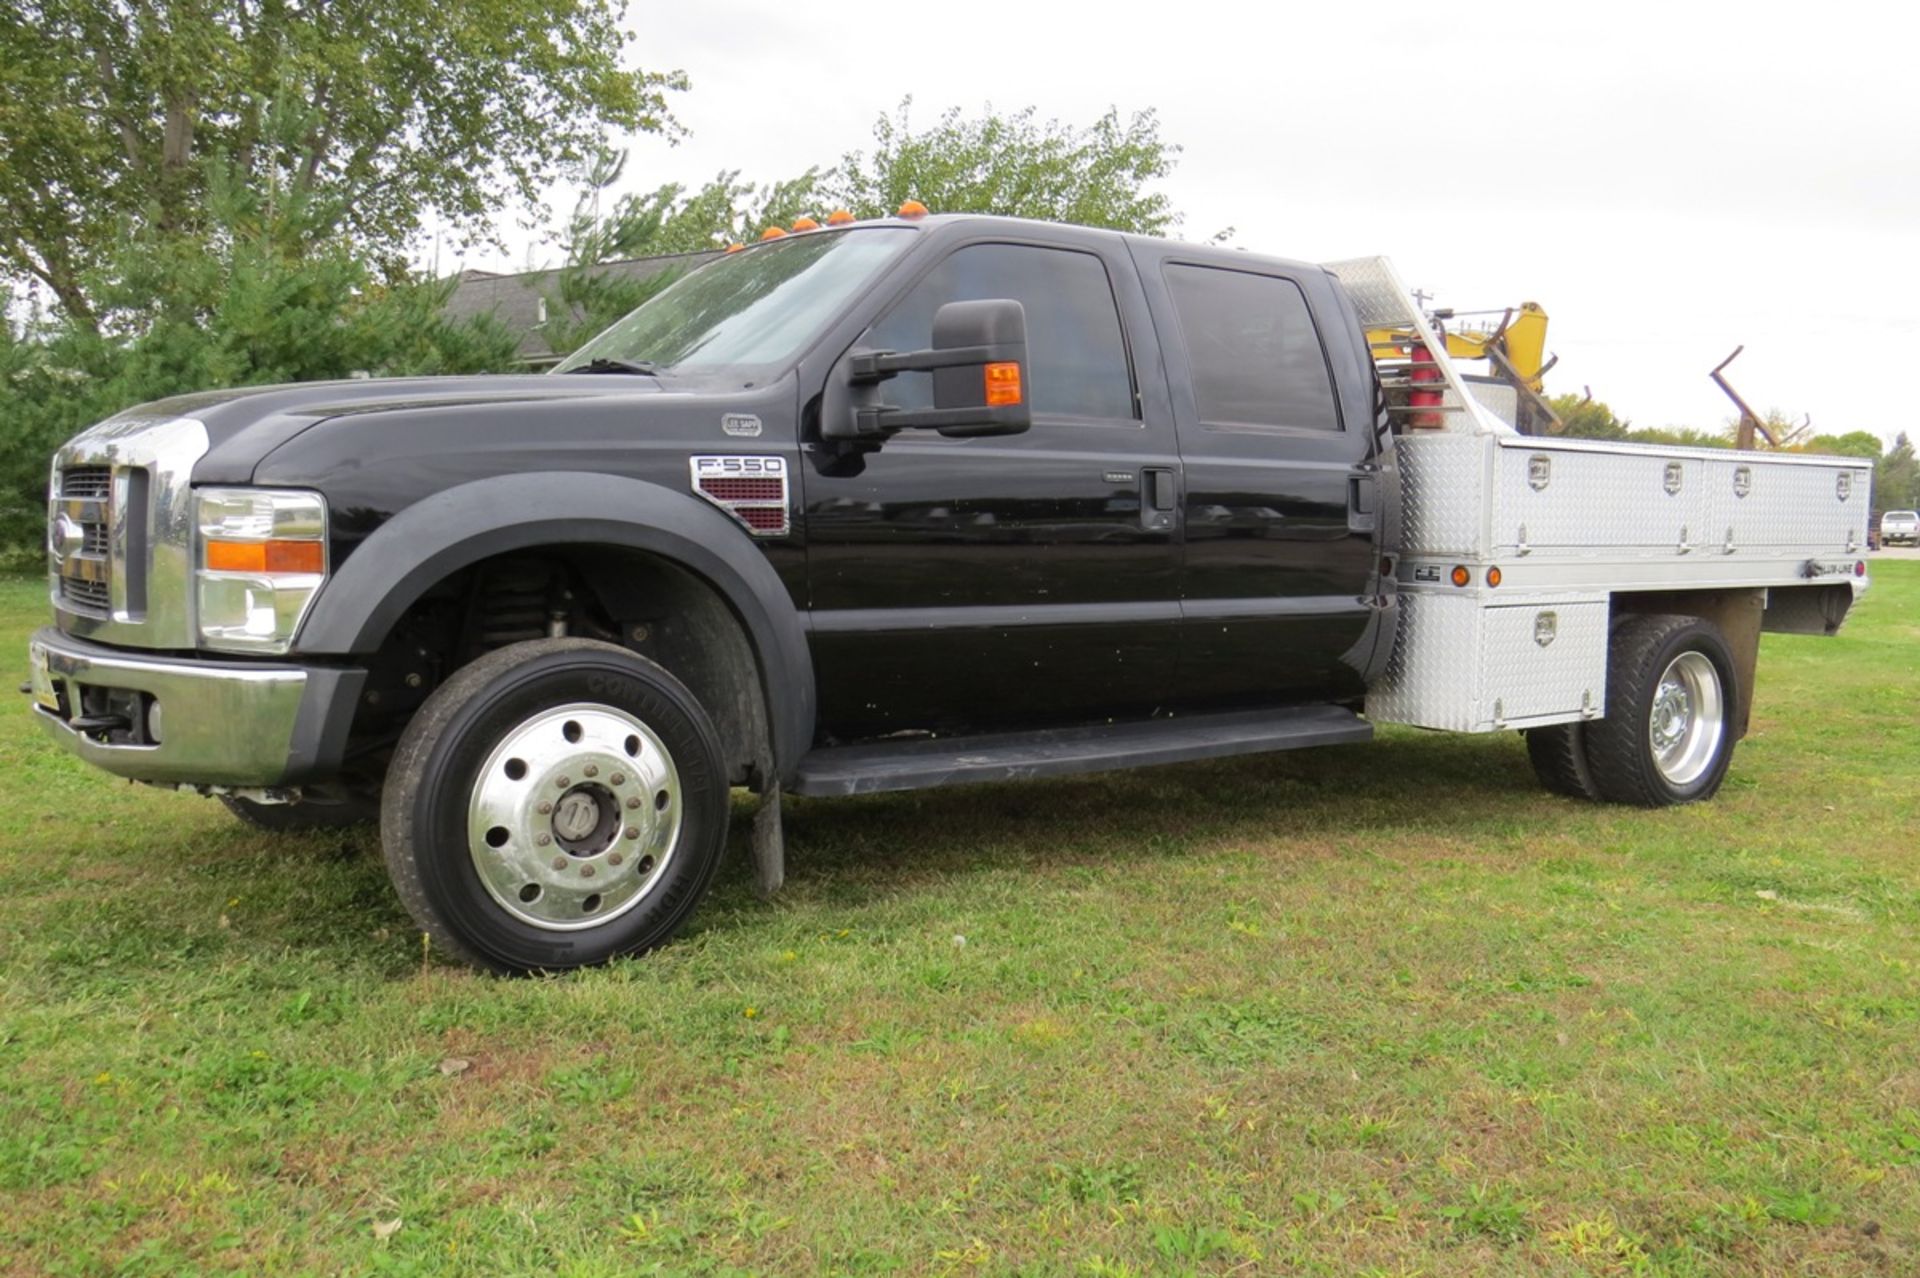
[689,455,790,537]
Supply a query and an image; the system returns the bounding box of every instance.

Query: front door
[1135,249,1382,710]
[801,233,1182,742]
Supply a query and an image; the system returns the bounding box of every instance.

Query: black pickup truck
[41,211,1813,971]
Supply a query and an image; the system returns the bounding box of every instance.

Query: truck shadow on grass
[726,728,1548,909]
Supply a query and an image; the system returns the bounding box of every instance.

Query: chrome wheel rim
[1648,651,1724,786]
[467,702,681,931]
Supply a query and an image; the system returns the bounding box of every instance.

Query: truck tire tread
[1524,723,1600,801]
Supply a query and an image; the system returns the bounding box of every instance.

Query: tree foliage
[0,182,516,558]
[828,101,1180,235]
[1,0,682,329]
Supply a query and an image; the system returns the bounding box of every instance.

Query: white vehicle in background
[1881,510,1919,547]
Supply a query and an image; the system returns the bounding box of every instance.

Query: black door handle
[1141,467,1176,531]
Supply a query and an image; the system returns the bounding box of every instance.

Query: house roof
[442,250,719,365]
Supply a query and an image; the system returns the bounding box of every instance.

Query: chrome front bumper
[27,627,364,786]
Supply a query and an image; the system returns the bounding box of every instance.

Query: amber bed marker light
[1450,565,1471,587]
[1486,566,1503,587]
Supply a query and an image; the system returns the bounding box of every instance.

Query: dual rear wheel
[1525,614,1738,807]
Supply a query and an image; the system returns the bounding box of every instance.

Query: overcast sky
[466,0,1918,444]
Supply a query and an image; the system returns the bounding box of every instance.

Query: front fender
[294,472,814,778]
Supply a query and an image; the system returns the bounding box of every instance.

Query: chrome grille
[49,415,210,649]
[60,575,111,611]
[61,467,112,499]
[55,466,115,614]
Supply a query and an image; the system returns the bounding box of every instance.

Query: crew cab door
[800,229,1181,741]
[1133,246,1382,709]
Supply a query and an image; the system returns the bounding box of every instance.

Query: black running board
[790,705,1372,797]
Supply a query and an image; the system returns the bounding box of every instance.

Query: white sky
[465,0,1920,444]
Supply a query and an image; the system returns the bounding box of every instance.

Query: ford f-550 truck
[27,213,1871,971]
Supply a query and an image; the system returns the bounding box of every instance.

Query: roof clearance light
[724,243,745,253]
[984,362,1023,407]
[897,200,929,219]
[791,216,819,232]
[760,226,787,240]
[825,209,856,225]
[1450,565,1471,587]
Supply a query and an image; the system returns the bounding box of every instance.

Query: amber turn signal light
[1450,565,1471,587]
[205,539,324,574]
[984,362,1023,407]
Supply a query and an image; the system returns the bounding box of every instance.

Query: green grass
[2,567,1917,1276]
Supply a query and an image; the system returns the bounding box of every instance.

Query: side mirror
[835,298,1032,440]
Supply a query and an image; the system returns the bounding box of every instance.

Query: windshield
[552,227,916,378]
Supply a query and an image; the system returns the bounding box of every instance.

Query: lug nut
[624,826,640,840]
[610,773,625,786]
[536,833,552,847]
[556,775,570,788]
[583,764,598,778]
[537,801,553,815]
[552,856,567,870]
[608,853,623,866]
[625,796,641,810]
[581,864,596,878]
[404,672,423,688]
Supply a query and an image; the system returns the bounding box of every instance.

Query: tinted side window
[864,243,1136,420]
[1163,265,1341,432]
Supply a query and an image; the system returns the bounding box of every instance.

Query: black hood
[168,374,663,483]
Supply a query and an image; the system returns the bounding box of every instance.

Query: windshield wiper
[561,357,659,375]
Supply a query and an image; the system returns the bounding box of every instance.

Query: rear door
[1133,246,1382,709]
[801,228,1183,741]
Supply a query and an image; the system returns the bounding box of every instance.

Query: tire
[222,786,379,831]
[1585,614,1738,808]
[1523,722,1601,801]
[380,638,730,973]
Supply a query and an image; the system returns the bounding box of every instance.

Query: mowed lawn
[1,567,1916,1278]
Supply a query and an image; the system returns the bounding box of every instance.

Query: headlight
[196,488,328,654]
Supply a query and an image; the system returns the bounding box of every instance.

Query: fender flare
[295,472,815,779]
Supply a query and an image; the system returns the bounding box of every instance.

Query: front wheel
[1585,615,1738,807]
[381,639,730,973]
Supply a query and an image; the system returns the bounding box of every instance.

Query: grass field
[2,567,1916,1276]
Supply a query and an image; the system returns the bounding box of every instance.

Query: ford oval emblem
[50,512,84,561]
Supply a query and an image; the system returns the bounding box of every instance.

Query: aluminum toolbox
[1326,255,1874,734]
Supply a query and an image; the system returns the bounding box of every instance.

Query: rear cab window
[1161,263,1342,433]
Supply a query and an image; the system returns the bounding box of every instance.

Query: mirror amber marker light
[984,362,1022,407]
